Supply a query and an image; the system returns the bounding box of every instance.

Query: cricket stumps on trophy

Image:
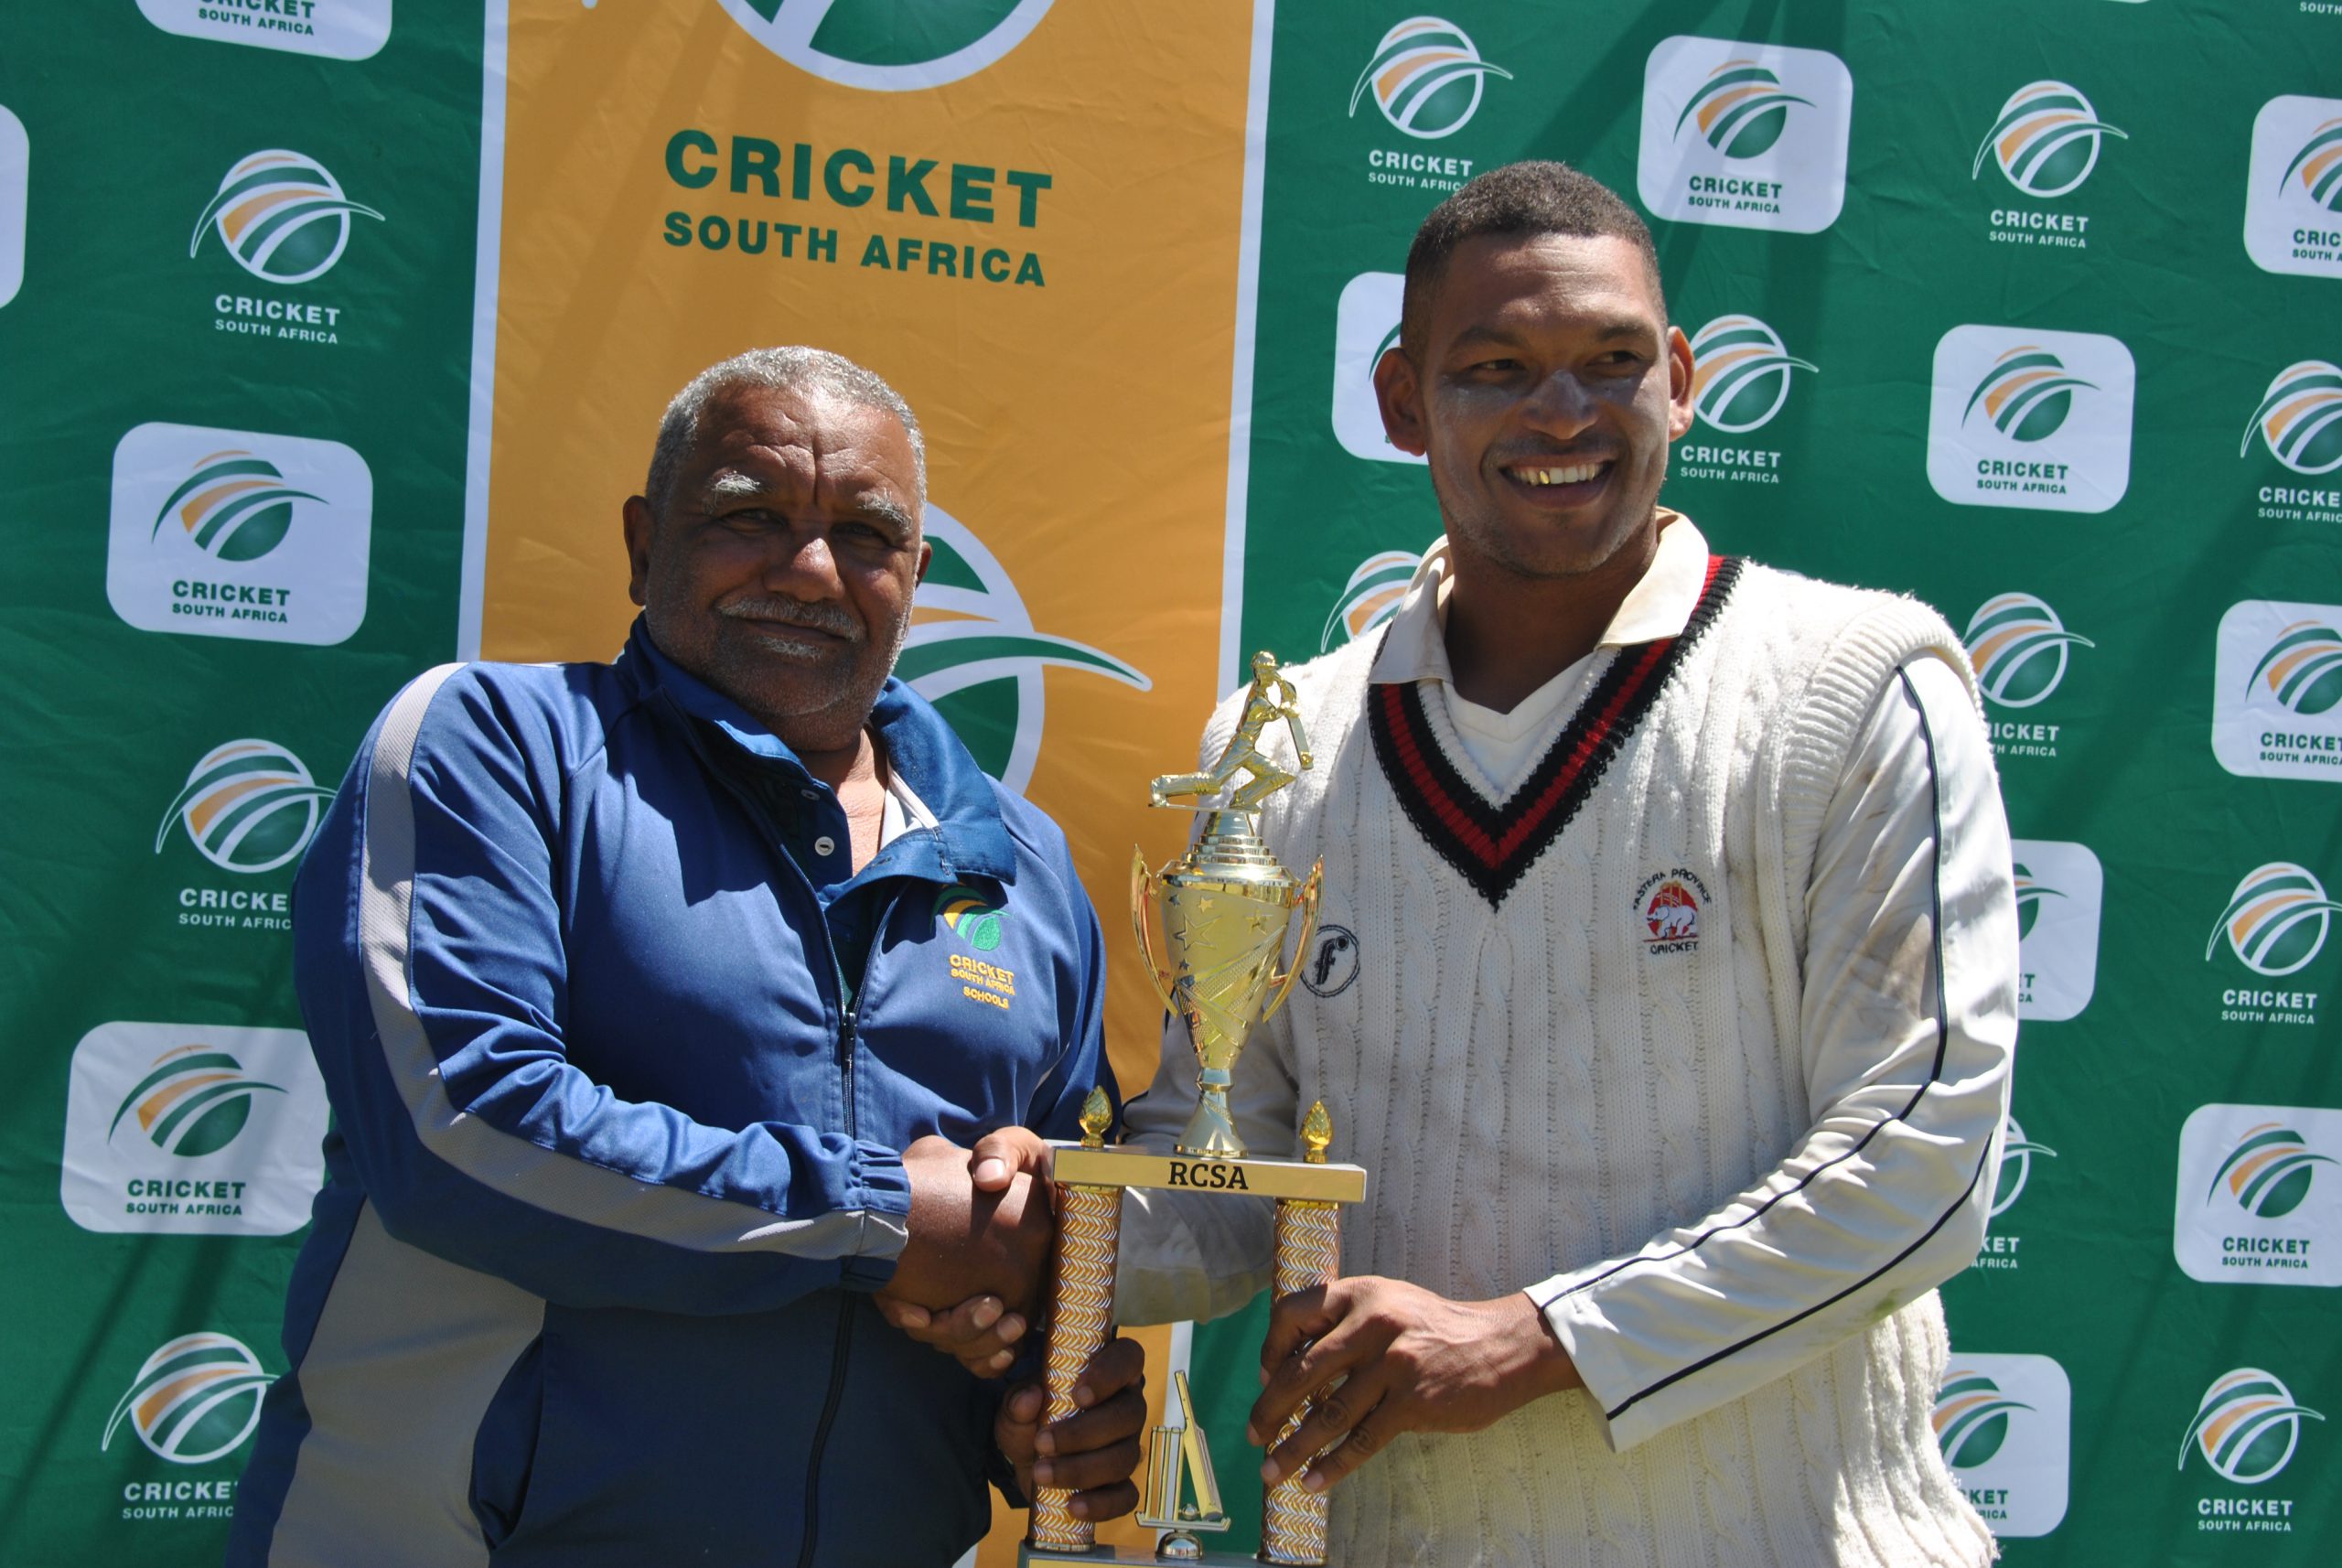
[1023,652,1368,1568]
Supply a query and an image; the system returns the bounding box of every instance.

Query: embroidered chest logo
[937,885,1015,1012]
[1637,869,1710,955]
[1300,924,1360,998]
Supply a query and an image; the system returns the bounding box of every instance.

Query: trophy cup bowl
[1132,810,1323,1161]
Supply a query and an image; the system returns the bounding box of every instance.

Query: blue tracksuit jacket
[227,621,1112,1567]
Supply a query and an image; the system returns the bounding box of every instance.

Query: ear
[621,495,656,608]
[1665,325,1696,441]
[914,537,932,585]
[1373,346,1428,457]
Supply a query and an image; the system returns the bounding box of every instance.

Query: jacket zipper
[795,1295,856,1568]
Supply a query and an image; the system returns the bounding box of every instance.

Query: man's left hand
[1247,1277,1581,1495]
[994,1335,1149,1522]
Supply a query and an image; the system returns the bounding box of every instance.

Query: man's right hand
[878,1133,1055,1320]
[877,1128,1051,1373]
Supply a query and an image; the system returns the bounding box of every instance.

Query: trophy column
[1262,1107,1343,1566]
[1029,1101,1123,1553]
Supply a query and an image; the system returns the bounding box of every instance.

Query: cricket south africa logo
[2010,839,2101,1021]
[1963,347,2094,444]
[61,1022,329,1237]
[2180,1369,2324,1485]
[151,450,320,564]
[2176,1104,2342,1288]
[102,1332,274,1465]
[108,1046,284,1159]
[2208,1124,2334,1220]
[1933,1354,2071,1537]
[191,152,381,285]
[1937,1370,2033,1468]
[1331,273,1424,465]
[2243,362,2342,476]
[0,105,24,310]
[1674,60,1811,159]
[1638,38,1852,233]
[2248,622,2342,715]
[1927,326,2134,512]
[896,508,1148,794]
[2207,863,2337,977]
[1349,18,1510,139]
[715,0,1056,91]
[2279,116,2342,215]
[1689,316,1815,435]
[136,0,389,60]
[2213,600,2342,781]
[1972,82,2125,199]
[1321,550,1422,651]
[2245,96,2342,278]
[156,740,333,874]
[1965,594,2092,709]
[1991,1115,2057,1219]
[108,423,373,647]
[935,885,1005,951]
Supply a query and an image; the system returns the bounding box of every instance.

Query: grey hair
[642,346,928,516]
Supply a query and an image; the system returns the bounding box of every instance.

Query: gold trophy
[1024,653,1367,1568]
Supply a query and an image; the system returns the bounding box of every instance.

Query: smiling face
[622,381,930,754]
[1376,231,1694,585]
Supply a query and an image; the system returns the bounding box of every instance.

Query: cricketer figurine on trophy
[1023,652,1368,1568]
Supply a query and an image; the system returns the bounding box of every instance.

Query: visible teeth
[1521,462,1602,486]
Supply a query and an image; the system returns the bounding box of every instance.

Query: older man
[229,349,1142,1567]
[915,164,2017,1565]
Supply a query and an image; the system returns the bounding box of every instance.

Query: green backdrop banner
[1,4,2336,1564]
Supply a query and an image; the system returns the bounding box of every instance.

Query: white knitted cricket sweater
[1119,556,2009,1568]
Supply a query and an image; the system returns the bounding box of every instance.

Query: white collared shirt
[1368,513,1713,795]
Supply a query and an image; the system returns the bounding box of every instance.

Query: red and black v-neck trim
[1369,553,1743,907]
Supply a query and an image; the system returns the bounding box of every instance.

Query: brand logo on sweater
[1635,868,1707,955]
[2243,96,2342,278]
[61,1022,330,1236]
[717,0,1056,91]
[2176,1105,2342,1288]
[936,885,1005,951]
[2181,1368,2324,1487]
[2011,840,2100,1021]
[1926,326,2134,513]
[1331,273,1425,466]
[1322,550,1423,651]
[898,507,1149,795]
[102,1331,275,1466]
[1349,17,1510,140]
[1299,924,1360,998]
[1638,38,1853,233]
[136,0,391,61]
[2211,599,2342,782]
[1935,1353,2070,1536]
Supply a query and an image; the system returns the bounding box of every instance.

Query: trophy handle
[1260,860,1323,1025]
[1129,850,1180,1015]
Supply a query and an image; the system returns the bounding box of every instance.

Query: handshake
[874,1128,1147,1526]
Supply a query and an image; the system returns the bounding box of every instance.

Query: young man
[230,349,1143,1567]
[1098,164,2017,1565]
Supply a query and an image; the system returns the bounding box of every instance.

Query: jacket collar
[618,618,1016,883]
